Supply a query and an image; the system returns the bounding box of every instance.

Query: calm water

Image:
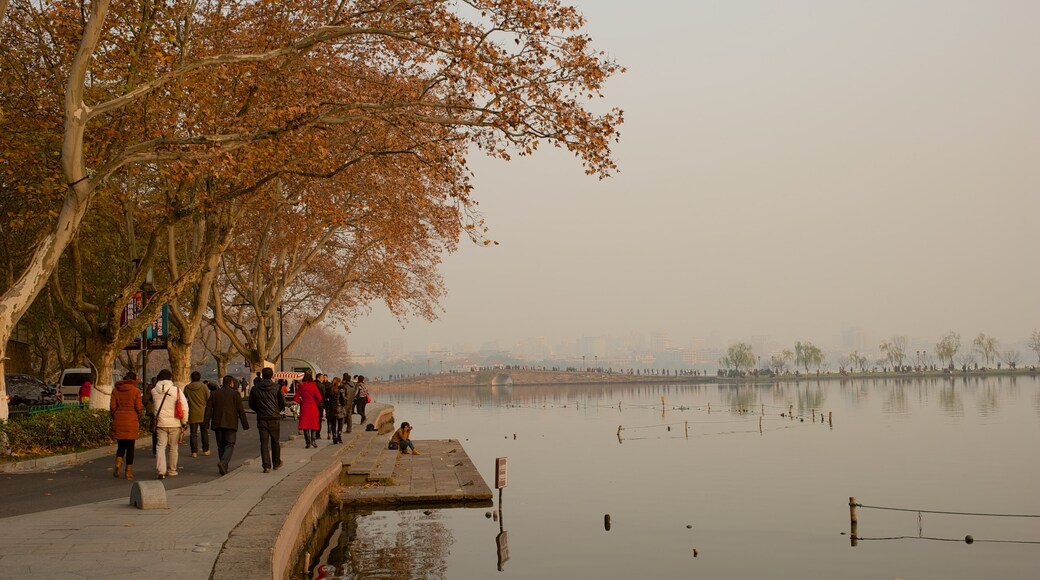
[307,375,1040,579]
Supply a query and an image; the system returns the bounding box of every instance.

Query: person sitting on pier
[390,422,419,455]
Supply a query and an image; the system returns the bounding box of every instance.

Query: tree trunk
[88,349,117,410]
[0,344,9,426]
[167,340,192,386]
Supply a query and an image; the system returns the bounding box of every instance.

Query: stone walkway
[0,403,494,579]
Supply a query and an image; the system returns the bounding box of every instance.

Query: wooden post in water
[759,415,763,434]
[685,421,689,439]
[849,497,859,547]
[789,404,793,418]
[707,402,711,414]
[812,408,816,422]
[829,411,833,428]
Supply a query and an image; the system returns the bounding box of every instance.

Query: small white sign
[495,457,508,489]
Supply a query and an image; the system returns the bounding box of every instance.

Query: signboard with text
[495,457,508,489]
[121,291,169,350]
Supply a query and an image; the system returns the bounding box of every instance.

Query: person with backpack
[150,369,189,479]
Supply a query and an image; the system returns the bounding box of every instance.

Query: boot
[113,456,123,478]
[125,464,134,481]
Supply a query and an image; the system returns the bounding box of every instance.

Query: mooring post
[849,496,858,547]
[812,408,816,422]
[829,411,833,428]
[685,421,689,439]
[759,415,763,434]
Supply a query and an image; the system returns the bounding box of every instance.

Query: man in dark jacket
[248,367,285,472]
[205,375,249,475]
[341,373,358,433]
[184,371,210,457]
[314,373,328,439]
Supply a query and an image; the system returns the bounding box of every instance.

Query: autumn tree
[0,0,623,419]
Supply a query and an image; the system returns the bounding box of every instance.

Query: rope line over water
[854,503,1040,518]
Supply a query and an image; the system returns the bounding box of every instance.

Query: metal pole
[278,305,284,372]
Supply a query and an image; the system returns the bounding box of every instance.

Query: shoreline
[375,367,1039,389]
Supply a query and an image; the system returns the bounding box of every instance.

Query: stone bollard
[130,480,168,510]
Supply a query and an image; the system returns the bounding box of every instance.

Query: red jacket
[109,379,143,440]
[294,381,323,430]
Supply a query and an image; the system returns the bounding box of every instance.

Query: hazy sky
[347,0,1040,354]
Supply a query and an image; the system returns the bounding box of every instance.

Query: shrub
[0,407,113,457]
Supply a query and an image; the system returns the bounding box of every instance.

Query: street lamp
[277,305,284,372]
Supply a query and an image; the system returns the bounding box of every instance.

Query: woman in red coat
[110,372,143,480]
[294,372,323,448]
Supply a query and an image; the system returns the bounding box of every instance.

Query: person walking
[150,369,189,479]
[341,373,358,434]
[354,375,370,429]
[314,373,328,439]
[205,375,250,475]
[294,372,323,448]
[78,380,92,405]
[248,367,285,473]
[324,376,346,444]
[110,371,143,480]
[183,371,210,458]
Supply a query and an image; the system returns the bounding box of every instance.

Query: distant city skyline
[344,0,1039,359]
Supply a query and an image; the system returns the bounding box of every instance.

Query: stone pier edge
[211,404,395,580]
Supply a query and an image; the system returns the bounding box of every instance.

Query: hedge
[0,406,148,458]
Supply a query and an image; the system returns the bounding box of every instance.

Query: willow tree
[0,0,622,419]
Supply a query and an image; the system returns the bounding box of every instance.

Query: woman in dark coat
[294,372,323,448]
[110,371,143,480]
[324,377,346,444]
[354,375,369,428]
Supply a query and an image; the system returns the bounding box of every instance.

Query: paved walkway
[0,403,494,579]
[0,435,324,579]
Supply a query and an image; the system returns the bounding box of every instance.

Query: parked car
[5,374,63,406]
[58,367,93,401]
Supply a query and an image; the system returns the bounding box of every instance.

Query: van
[58,367,93,401]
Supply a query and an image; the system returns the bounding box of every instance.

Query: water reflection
[310,508,453,579]
[307,376,1039,579]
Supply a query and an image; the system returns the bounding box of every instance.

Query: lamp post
[277,305,284,372]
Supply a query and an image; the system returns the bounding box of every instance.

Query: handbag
[367,394,372,404]
[174,387,185,420]
[151,391,169,433]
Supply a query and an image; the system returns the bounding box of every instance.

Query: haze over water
[308,374,1040,579]
[348,0,1040,356]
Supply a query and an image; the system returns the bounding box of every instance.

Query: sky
[346,0,1040,355]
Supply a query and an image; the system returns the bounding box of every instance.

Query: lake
[306,375,1040,579]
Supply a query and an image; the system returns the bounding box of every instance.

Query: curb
[0,436,152,474]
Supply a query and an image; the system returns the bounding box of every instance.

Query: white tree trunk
[88,350,116,410]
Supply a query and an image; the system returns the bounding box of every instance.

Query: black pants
[327,417,342,441]
[257,418,281,469]
[316,407,324,437]
[214,428,238,471]
[355,397,367,426]
[189,422,209,454]
[116,439,136,465]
